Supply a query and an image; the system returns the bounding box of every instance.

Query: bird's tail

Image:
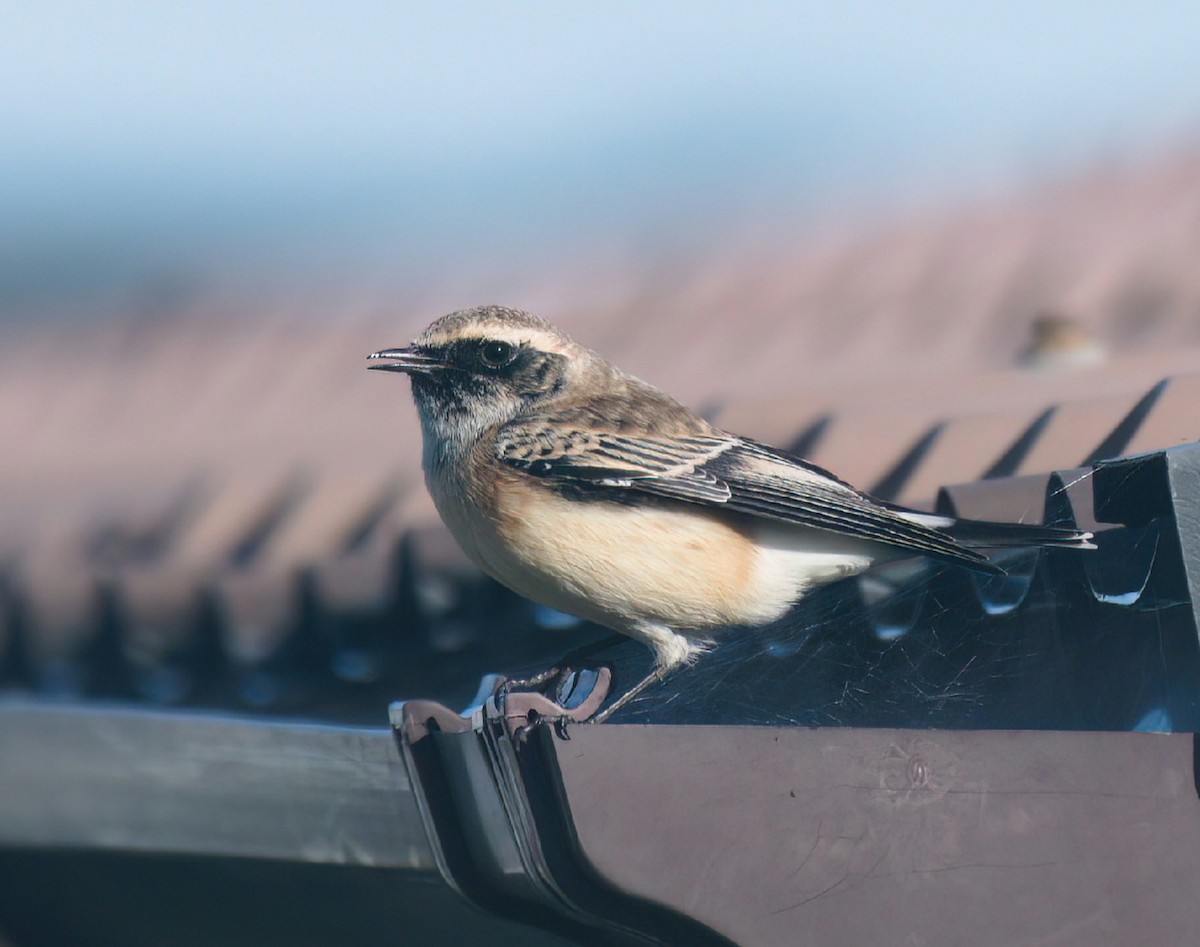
[942,518,1096,550]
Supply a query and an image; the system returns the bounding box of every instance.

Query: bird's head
[369,305,592,454]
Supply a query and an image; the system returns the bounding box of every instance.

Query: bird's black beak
[367,346,447,374]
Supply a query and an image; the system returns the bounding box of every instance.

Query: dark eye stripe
[480,340,516,368]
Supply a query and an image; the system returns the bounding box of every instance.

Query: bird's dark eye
[479,340,516,368]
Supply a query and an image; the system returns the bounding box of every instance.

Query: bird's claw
[493,664,613,739]
[511,707,573,743]
[494,666,564,699]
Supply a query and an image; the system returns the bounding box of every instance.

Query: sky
[2,1,1200,314]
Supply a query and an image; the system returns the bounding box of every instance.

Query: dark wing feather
[702,441,995,568]
[496,423,996,570]
[496,426,734,503]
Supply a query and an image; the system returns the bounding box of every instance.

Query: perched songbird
[1018,312,1107,372]
[369,306,1094,720]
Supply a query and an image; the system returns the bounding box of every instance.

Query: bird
[369,305,1095,722]
[1017,311,1107,371]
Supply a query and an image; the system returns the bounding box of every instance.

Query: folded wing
[496,422,1008,571]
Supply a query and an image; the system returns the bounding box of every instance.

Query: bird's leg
[588,665,673,723]
[587,622,706,724]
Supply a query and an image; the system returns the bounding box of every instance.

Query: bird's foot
[494,666,580,741]
[496,666,615,741]
[587,665,670,724]
[492,666,566,712]
[511,707,574,743]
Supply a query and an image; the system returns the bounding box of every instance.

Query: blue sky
[2,2,1200,312]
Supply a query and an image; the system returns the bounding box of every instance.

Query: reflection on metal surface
[556,667,603,711]
[1084,523,1160,607]
[969,547,1038,615]
[0,701,430,866]
[860,566,927,640]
